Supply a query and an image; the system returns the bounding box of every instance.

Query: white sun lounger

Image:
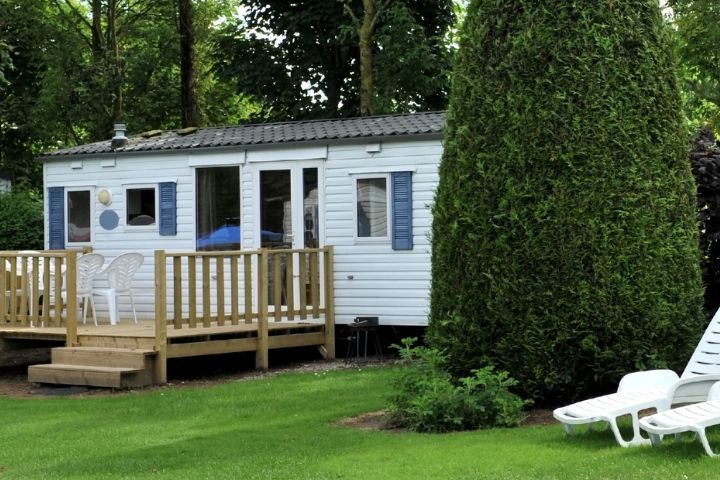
[553,308,720,447]
[639,382,720,456]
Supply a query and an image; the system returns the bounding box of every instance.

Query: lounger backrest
[681,308,720,378]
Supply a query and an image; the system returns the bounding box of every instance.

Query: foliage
[387,338,529,433]
[0,0,250,190]
[214,0,454,120]
[670,0,720,132]
[429,0,705,404]
[0,191,44,250]
[691,128,720,313]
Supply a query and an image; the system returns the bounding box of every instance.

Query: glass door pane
[303,168,319,248]
[196,166,241,251]
[260,170,292,249]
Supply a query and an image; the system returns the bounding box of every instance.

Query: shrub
[691,128,720,313]
[387,338,529,433]
[0,191,44,250]
[429,0,705,403]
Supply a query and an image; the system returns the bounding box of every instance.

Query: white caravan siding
[325,139,441,326]
[43,138,441,326]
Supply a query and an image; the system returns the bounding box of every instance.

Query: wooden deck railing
[154,246,335,382]
[0,250,78,342]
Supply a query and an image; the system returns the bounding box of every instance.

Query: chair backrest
[76,253,105,295]
[105,253,144,292]
[682,308,720,378]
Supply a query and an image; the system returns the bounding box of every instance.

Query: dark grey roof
[41,111,445,158]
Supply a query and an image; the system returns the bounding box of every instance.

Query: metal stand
[345,317,382,362]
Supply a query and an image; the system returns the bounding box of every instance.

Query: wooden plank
[65,251,78,347]
[167,337,259,358]
[173,256,182,328]
[8,260,17,325]
[52,347,155,369]
[299,252,307,319]
[202,256,211,327]
[267,331,325,349]
[230,256,239,325]
[30,256,40,326]
[273,253,282,322]
[41,262,50,326]
[286,252,294,321]
[323,246,336,360]
[216,256,225,326]
[256,249,269,369]
[154,250,168,383]
[188,256,197,328]
[0,261,6,324]
[244,255,252,324]
[52,256,63,327]
[18,257,28,325]
[310,251,319,319]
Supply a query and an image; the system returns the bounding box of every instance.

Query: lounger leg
[608,419,631,447]
[649,433,663,447]
[697,429,718,457]
[563,423,576,435]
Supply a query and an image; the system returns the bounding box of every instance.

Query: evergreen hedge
[428,0,705,403]
[0,191,44,250]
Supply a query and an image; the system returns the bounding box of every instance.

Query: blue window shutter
[391,171,413,250]
[48,187,65,250]
[159,182,177,236]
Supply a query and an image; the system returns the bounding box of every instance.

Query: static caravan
[40,111,444,327]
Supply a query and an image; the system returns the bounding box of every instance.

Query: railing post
[256,249,269,370]
[323,246,335,360]
[65,250,78,347]
[154,250,168,383]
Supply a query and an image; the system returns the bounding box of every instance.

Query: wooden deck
[1,247,335,388]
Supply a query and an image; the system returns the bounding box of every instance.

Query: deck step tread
[54,347,156,355]
[30,363,143,373]
[28,363,154,388]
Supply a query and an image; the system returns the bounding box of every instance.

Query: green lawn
[0,366,718,479]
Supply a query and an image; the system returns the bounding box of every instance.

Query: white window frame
[65,186,94,246]
[352,173,391,244]
[124,184,158,231]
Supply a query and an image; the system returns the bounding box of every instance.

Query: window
[126,187,156,226]
[356,176,389,238]
[196,167,241,251]
[67,189,91,243]
[353,171,414,250]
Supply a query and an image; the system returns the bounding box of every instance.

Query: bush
[387,338,529,433]
[429,0,705,404]
[691,128,720,313]
[0,191,44,250]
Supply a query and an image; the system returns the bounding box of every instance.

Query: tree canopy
[214,0,454,120]
[0,0,456,189]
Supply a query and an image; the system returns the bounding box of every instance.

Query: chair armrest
[670,374,720,405]
[617,369,679,394]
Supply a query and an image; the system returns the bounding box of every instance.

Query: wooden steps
[28,347,156,388]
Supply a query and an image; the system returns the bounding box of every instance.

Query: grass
[1,365,719,479]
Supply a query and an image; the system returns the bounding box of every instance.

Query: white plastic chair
[92,253,144,325]
[640,382,720,456]
[71,253,105,326]
[553,307,720,447]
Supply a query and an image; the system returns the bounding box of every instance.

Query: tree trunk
[179,0,200,127]
[358,0,375,116]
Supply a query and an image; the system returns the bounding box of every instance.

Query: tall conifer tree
[429,0,705,402]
